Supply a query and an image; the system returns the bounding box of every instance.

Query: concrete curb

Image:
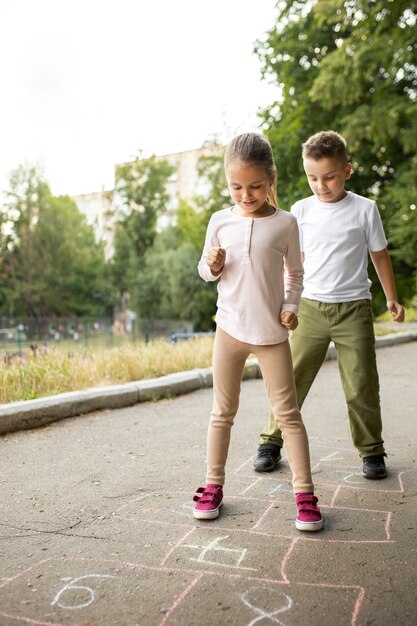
[1,331,416,436]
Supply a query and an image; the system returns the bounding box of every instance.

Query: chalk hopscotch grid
[0,555,366,626]
[0,443,407,626]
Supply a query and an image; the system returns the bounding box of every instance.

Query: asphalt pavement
[0,332,416,625]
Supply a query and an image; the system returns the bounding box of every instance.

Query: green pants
[259,298,385,459]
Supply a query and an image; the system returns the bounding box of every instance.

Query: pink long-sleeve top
[198,207,304,345]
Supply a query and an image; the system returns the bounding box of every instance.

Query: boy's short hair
[302,130,348,162]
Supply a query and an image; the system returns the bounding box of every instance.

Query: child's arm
[370,248,405,322]
[281,218,304,315]
[198,216,225,282]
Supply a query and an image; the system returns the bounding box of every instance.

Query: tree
[1,164,51,316]
[110,153,176,310]
[174,148,230,328]
[0,164,110,319]
[108,223,138,307]
[132,146,229,329]
[31,194,111,317]
[255,0,417,303]
[114,154,175,259]
[135,231,218,330]
[177,147,229,252]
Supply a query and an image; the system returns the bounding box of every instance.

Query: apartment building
[73,143,224,256]
[71,190,114,259]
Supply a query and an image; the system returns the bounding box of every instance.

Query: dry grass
[2,313,414,404]
[0,337,215,404]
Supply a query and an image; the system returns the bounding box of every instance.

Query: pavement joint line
[1,331,416,436]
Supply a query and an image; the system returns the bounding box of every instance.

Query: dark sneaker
[295,492,324,532]
[362,454,387,479]
[253,443,282,472]
[193,484,223,520]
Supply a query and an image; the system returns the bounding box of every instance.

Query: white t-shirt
[291,191,388,303]
[198,207,304,345]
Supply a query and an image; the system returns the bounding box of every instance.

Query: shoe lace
[258,445,280,458]
[258,448,274,458]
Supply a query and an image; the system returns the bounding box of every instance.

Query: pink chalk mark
[251,502,276,530]
[114,492,151,513]
[397,471,405,492]
[385,511,392,541]
[280,537,300,583]
[240,477,263,495]
[0,556,366,625]
[327,504,392,514]
[160,527,196,567]
[120,511,394,545]
[330,485,342,507]
[351,585,366,626]
[292,580,365,626]
[0,559,50,589]
[233,455,256,474]
[159,573,204,626]
[0,611,65,626]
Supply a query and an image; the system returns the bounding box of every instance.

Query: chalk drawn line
[0,557,366,626]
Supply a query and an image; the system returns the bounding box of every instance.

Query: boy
[254,130,404,479]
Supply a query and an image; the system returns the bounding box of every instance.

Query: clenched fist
[280,311,298,331]
[207,247,226,275]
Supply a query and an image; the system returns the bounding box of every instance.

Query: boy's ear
[345,163,353,180]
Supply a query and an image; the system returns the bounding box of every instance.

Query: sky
[0,0,279,197]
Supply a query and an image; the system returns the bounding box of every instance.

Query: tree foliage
[110,154,176,310]
[0,165,110,318]
[114,154,175,259]
[255,0,417,303]
[132,147,229,329]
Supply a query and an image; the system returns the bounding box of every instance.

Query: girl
[193,132,323,531]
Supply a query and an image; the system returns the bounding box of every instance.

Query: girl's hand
[207,247,226,275]
[387,300,405,323]
[280,311,298,331]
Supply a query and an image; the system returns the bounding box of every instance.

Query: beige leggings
[207,327,314,493]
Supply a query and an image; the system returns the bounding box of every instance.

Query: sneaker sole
[193,503,222,520]
[295,519,324,532]
[363,471,387,479]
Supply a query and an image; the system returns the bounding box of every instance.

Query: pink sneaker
[193,484,223,520]
[295,492,324,531]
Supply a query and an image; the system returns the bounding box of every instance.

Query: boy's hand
[280,311,298,331]
[207,247,226,275]
[387,300,405,323]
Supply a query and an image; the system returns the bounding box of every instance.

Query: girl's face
[226,160,275,217]
[303,156,352,203]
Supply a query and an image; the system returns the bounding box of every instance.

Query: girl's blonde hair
[224,132,278,206]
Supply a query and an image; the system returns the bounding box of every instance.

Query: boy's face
[303,156,352,203]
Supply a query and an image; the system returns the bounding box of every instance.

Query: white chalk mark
[240,585,293,625]
[268,484,292,496]
[183,535,257,571]
[319,451,344,462]
[169,500,195,517]
[342,472,364,484]
[51,574,116,610]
